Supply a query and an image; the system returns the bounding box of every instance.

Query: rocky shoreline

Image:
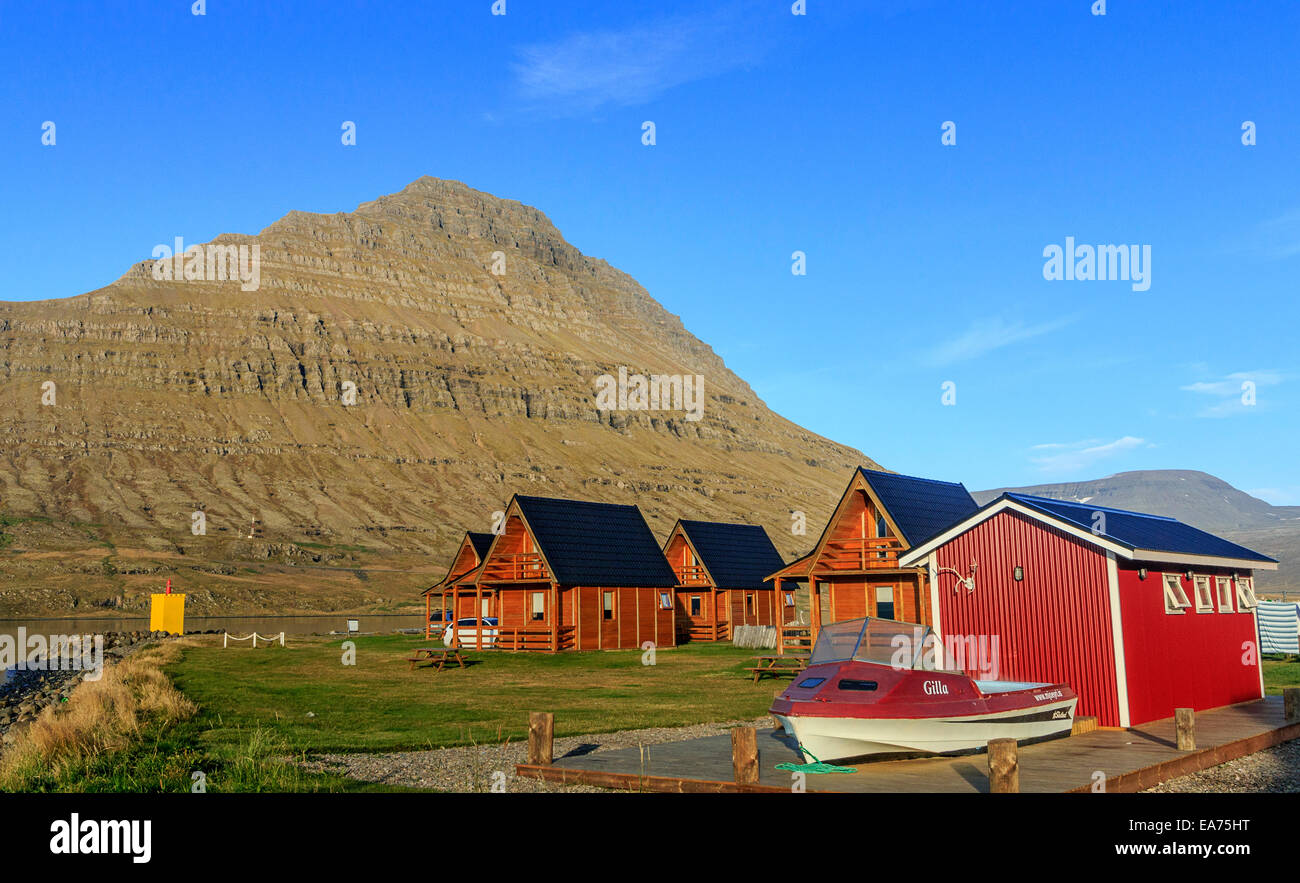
[0,630,183,747]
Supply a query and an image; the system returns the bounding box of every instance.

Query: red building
[445,495,679,652]
[663,519,794,642]
[899,493,1277,727]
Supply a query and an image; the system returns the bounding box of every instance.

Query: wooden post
[424,590,430,639]
[731,726,759,785]
[551,583,559,652]
[528,712,554,765]
[774,578,784,654]
[476,582,483,649]
[987,738,1018,793]
[451,583,459,648]
[1175,707,1196,750]
[810,581,822,647]
[1284,688,1300,723]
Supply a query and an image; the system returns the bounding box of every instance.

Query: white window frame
[658,591,672,610]
[1162,573,1191,614]
[1235,577,1259,610]
[1215,576,1234,613]
[1192,575,1214,613]
[530,591,545,622]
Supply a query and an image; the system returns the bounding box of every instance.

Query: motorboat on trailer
[770,617,1078,763]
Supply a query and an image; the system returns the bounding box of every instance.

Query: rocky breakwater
[0,630,179,747]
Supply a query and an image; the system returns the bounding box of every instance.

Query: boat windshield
[808,618,934,669]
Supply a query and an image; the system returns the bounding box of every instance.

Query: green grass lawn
[1263,656,1300,694]
[167,635,779,757]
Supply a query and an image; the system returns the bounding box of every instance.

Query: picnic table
[744,654,809,684]
[407,647,469,672]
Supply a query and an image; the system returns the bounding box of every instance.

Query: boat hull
[776,696,1078,762]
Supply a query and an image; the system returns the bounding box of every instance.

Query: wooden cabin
[767,468,978,645]
[898,493,1278,726]
[447,495,679,652]
[664,520,793,642]
[421,531,494,638]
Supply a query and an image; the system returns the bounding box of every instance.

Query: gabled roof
[1007,494,1277,564]
[513,495,678,588]
[423,530,496,596]
[675,520,786,591]
[859,468,979,546]
[466,531,495,560]
[899,492,1278,570]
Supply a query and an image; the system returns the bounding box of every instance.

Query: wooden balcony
[679,621,729,642]
[777,623,812,657]
[815,537,905,572]
[479,552,550,583]
[450,624,575,652]
[675,564,711,586]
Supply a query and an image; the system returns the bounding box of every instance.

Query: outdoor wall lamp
[1013,566,1024,582]
[1138,568,1148,580]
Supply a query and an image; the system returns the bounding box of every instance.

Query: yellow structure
[150,593,186,634]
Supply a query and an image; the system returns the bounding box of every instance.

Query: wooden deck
[516,696,1300,793]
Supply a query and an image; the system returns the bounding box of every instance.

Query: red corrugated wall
[934,510,1122,726]
[1116,562,1262,725]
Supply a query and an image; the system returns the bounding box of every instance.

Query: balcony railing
[479,552,550,583]
[817,537,904,571]
[676,564,710,586]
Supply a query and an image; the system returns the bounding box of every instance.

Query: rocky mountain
[975,470,1300,594]
[0,177,874,617]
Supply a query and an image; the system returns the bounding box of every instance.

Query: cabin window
[1163,574,1191,614]
[1192,576,1214,613]
[690,595,702,616]
[875,585,895,620]
[875,513,889,558]
[1216,577,1235,613]
[837,679,878,691]
[603,591,615,620]
[745,594,755,616]
[1236,577,1259,610]
[481,597,492,618]
[783,591,795,607]
[659,591,672,610]
[796,677,826,689]
[530,592,545,622]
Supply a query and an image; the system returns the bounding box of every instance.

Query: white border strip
[1105,551,1131,728]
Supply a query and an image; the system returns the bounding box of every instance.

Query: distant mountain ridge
[975,470,1299,593]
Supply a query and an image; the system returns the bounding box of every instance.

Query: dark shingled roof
[1007,494,1277,563]
[677,520,786,591]
[859,468,980,546]
[466,531,495,560]
[514,496,678,587]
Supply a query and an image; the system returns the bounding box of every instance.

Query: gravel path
[1145,739,1300,792]
[297,717,774,792]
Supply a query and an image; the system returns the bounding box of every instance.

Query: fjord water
[0,614,426,644]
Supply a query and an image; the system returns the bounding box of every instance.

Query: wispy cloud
[511,7,769,112]
[923,315,1074,366]
[1253,209,1300,258]
[1029,436,1148,474]
[1180,369,1284,418]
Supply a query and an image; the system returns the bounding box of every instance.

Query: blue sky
[3,0,1298,501]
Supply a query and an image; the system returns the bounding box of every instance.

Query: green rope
[775,744,857,775]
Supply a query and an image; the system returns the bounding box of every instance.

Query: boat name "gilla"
[922,680,949,695]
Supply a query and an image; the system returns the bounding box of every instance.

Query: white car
[444,617,499,649]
